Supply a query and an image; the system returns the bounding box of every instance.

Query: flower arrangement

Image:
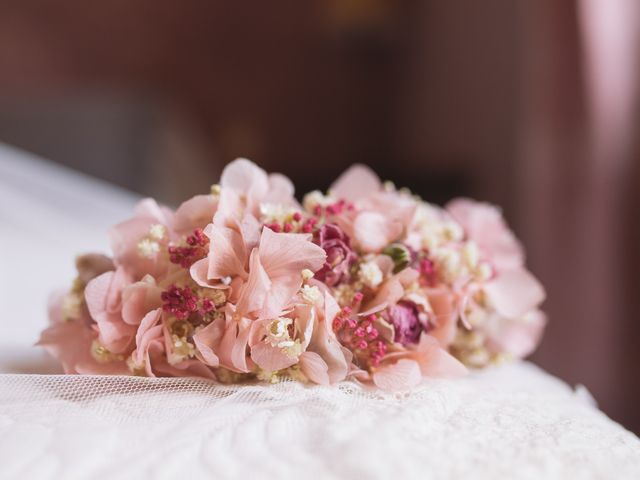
[38,159,546,390]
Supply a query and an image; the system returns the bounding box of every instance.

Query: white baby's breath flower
[432,247,464,282]
[265,317,302,358]
[462,242,479,269]
[359,261,383,289]
[302,190,332,212]
[168,335,196,364]
[137,238,160,258]
[442,221,464,242]
[301,269,315,281]
[475,262,493,281]
[260,203,297,224]
[300,284,322,305]
[148,223,166,240]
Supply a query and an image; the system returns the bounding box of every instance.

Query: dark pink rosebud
[313,223,357,286]
[387,301,425,346]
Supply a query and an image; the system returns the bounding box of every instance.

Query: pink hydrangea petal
[192,321,223,367]
[173,194,218,234]
[447,198,524,270]
[484,267,546,318]
[121,277,162,326]
[353,212,403,253]
[38,292,128,375]
[299,351,330,385]
[205,224,248,280]
[426,289,458,348]
[330,164,381,203]
[236,250,271,317]
[251,342,298,372]
[373,359,422,391]
[265,173,299,207]
[488,309,547,358]
[256,228,326,318]
[217,316,252,373]
[416,335,468,378]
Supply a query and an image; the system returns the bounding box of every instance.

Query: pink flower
[386,301,425,346]
[446,198,523,271]
[372,335,467,391]
[329,164,417,253]
[215,158,298,223]
[172,194,218,235]
[190,226,326,373]
[84,268,163,355]
[109,198,174,280]
[192,223,326,319]
[313,223,356,286]
[37,291,128,375]
[125,308,216,378]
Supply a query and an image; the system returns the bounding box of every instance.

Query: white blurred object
[0,143,638,479]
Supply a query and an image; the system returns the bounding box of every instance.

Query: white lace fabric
[1,362,639,479]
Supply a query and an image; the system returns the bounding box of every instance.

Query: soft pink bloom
[192,223,326,319]
[329,164,417,253]
[128,308,216,379]
[173,194,218,235]
[85,268,162,355]
[313,223,356,286]
[215,158,298,222]
[192,304,253,373]
[485,309,547,358]
[483,267,546,319]
[446,198,524,271]
[37,291,128,375]
[372,335,467,391]
[109,198,174,280]
[246,289,351,383]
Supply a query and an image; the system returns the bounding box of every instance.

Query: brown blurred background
[0,1,638,432]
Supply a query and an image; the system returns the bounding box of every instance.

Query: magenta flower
[387,301,425,346]
[313,223,357,286]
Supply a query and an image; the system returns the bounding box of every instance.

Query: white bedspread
[1,143,639,479]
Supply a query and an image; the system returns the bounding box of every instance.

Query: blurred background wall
[0,1,638,432]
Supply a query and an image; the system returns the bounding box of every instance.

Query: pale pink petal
[251,342,298,372]
[484,267,546,318]
[447,198,524,270]
[488,309,547,358]
[109,217,168,280]
[426,289,458,348]
[330,164,381,203]
[85,270,136,354]
[353,212,403,253]
[205,224,248,280]
[131,308,163,372]
[302,292,349,383]
[121,277,162,326]
[220,158,269,214]
[373,359,422,391]
[416,335,468,378]
[257,228,326,318]
[217,316,252,373]
[134,198,173,225]
[38,292,128,375]
[236,250,271,317]
[192,321,223,367]
[265,173,298,207]
[299,351,330,385]
[173,194,218,234]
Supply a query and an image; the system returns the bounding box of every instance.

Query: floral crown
[39,159,546,390]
